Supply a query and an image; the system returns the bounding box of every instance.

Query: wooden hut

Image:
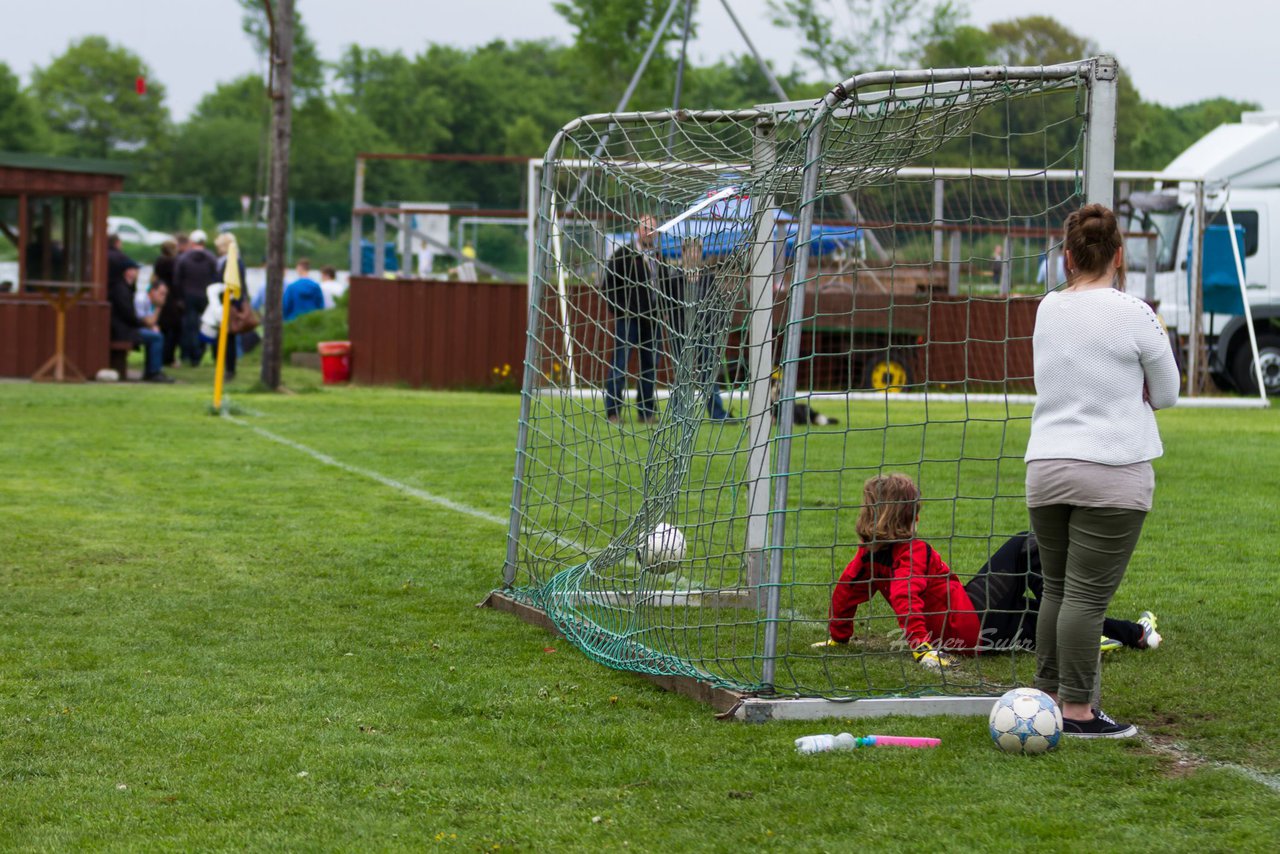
[0,151,128,379]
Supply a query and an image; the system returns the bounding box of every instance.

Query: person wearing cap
[172,228,219,366]
[108,255,172,383]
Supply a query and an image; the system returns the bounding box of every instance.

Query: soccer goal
[493,57,1119,718]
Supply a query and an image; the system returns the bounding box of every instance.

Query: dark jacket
[107,247,131,286]
[600,244,680,319]
[108,278,144,345]
[153,253,176,288]
[173,247,219,299]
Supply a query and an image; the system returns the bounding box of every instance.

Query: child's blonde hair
[856,473,921,544]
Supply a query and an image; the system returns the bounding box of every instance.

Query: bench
[109,340,133,378]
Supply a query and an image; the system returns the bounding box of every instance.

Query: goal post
[500,57,1119,710]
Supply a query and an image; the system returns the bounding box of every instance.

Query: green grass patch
[0,380,1276,847]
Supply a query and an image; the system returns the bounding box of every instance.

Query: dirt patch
[1139,734,1207,779]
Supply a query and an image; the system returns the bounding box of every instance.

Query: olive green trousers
[1028,504,1147,704]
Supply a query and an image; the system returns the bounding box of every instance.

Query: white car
[108,216,173,247]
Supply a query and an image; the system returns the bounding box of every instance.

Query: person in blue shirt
[283,257,326,321]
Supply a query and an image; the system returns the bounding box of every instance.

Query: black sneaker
[142,371,175,384]
[1062,707,1138,739]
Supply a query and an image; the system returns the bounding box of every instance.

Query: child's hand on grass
[912,643,957,671]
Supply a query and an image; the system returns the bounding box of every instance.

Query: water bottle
[795,733,941,753]
[794,732,859,753]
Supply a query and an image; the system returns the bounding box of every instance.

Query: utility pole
[260,0,294,391]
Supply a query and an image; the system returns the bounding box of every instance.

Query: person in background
[212,232,251,372]
[991,243,1004,286]
[133,279,168,329]
[282,257,325,321]
[107,233,130,284]
[318,265,342,308]
[151,239,182,367]
[108,256,172,383]
[601,214,669,425]
[172,229,219,366]
[1025,204,1180,739]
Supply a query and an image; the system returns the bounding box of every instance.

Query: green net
[505,61,1105,698]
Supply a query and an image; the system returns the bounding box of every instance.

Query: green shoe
[1100,635,1123,654]
[1137,611,1162,649]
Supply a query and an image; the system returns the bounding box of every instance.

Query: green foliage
[553,0,691,107]
[0,62,50,153]
[29,35,169,160]
[767,0,967,78]
[281,298,348,359]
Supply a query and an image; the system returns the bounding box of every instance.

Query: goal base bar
[482,589,999,720]
[731,695,998,722]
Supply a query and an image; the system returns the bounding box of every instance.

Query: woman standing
[1025,203,1180,738]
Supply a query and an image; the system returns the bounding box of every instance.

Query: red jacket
[828,539,981,653]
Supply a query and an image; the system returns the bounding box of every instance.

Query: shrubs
[282,293,348,360]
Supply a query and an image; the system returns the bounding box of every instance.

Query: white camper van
[1120,112,1280,395]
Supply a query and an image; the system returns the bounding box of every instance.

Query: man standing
[601,214,668,424]
[172,229,219,366]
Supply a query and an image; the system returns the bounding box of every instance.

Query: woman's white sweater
[1025,287,1180,465]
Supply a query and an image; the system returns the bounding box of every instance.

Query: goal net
[502,58,1118,701]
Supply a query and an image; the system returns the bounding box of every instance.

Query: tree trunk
[260,0,294,391]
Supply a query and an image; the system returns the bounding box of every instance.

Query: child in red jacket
[813,474,1160,670]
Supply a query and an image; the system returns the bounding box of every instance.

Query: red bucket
[317,341,351,384]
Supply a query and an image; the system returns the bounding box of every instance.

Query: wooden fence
[346,275,1038,391]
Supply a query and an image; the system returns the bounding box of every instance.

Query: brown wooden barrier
[347,275,1038,391]
[348,277,528,388]
[0,296,111,379]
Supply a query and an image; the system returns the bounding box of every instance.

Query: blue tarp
[1195,223,1247,315]
[616,219,861,261]
[359,239,400,275]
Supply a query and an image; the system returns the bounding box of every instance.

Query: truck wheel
[1232,332,1280,396]
[861,351,913,392]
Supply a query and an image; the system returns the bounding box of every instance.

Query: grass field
[2,368,1278,849]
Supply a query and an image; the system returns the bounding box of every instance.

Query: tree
[30,36,169,159]
[985,15,1094,66]
[767,0,967,79]
[261,0,296,392]
[552,0,690,107]
[164,76,267,199]
[238,0,325,98]
[0,62,49,153]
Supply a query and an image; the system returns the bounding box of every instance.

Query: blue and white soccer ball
[988,687,1063,755]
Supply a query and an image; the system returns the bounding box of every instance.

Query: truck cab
[1120,112,1280,395]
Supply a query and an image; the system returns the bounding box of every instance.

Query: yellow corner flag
[212,239,242,412]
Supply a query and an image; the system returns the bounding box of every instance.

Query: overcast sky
[9,0,1279,121]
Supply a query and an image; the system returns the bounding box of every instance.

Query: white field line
[221,412,507,526]
[221,410,807,616]
[1141,735,1280,795]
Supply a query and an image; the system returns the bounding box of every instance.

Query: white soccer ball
[639,523,687,574]
[988,687,1063,755]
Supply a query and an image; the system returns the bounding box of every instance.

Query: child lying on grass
[811,473,1160,670]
